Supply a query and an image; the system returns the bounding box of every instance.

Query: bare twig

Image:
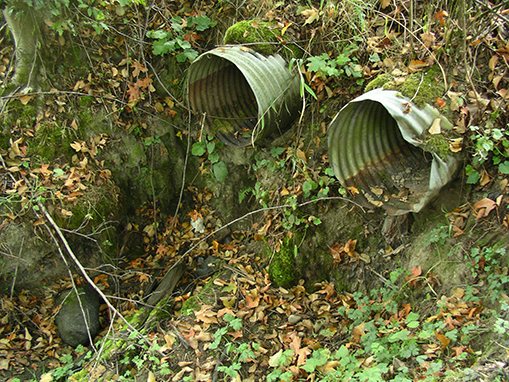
[174,195,365,265]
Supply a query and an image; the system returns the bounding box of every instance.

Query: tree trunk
[3,2,40,89]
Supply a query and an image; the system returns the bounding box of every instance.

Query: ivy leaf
[208,151,219,164]
[147,29,169,39]
[499,161,509,174]
[213,161,228,182]
[177,49,198,62]
[465,165,481,184]
[152,39,176,55]
[194,16,215,31]
[192,142,206,156]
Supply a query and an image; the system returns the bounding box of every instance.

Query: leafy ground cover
[0,0,508,381]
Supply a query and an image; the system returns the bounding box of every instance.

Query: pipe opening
[188,55,259,146]
[188,46,301,147]
[329,99,434,214]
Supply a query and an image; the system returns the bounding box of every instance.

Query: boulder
[55,284,102,348]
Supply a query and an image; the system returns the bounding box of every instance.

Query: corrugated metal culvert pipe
[187,45,301,147]
[328,88,460,215]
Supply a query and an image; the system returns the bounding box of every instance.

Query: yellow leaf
[71,119,78,130]
[428,118,441,135]
[10,137,23,157]
[347,186,359,196]
[240,46,250,52]
[489,55,498,72]
[408,60,428,72]
[61,209,73,217]
[70,141,82,152]
[300,7,320,25]
[281,22,292,36]
[155,101,164,112]
[39,373,53,382]
[296,149,307,163]
[452,288,464,299]
[318,361,340,374]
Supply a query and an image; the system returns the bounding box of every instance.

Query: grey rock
[55,284,102,348]
[194,256,218,279]
[288,314,302,324]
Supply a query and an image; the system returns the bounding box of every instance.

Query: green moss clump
[364,67,445,109]
[268,237,298,288]
[0,133,9,151]
[223,20,302,60]
[29,121,74,162]
[424,134,451,159]
[78,96,94,107]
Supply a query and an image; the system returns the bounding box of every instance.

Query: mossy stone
[180,271,222,315]
[223,20,302,60]
[268,236,299,288]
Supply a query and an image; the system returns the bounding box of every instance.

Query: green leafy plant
[147,15,216,62]
[306,44,363,85]
[466,124,509,184]
[192,133,228,183]
[208,313,262,381]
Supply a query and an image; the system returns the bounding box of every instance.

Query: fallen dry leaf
[300,7,320,25]
[406,266,422,287]
[428,118,442,135]
[473,198,497,220]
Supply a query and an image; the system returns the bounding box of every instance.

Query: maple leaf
[129,258,144,269]
[330,243,344,268]
[131,60,147,77]
[435,10,448,26]
[137,76,150,89]
[126,83,140,102]
[156,244,169,256]
[244,292,260,309]
[31,164,53,177]
[138,273,150,283]
[316,282,335,300]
